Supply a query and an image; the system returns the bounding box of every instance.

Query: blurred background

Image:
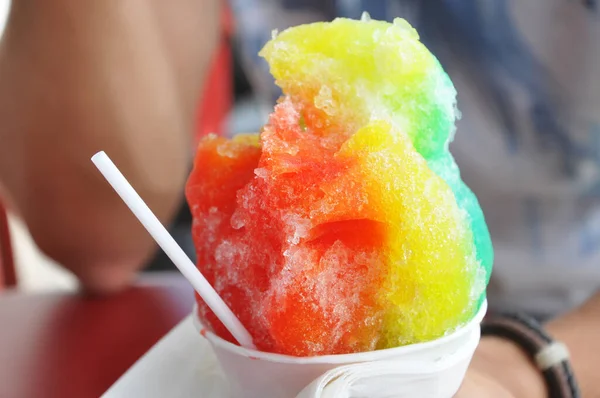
[0,0,77,292]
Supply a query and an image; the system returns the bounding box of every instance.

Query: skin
[0,0,220,293]
[457,291,600,397]
[0,1,597,396]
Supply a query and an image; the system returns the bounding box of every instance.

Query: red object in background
[0,276,194,398]
[195,4,235,144]
[0,199,16,289]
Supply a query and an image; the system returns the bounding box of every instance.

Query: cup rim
[192,299,487,364]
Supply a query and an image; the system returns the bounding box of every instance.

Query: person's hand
[455,368,516,397]
[455,337,547,398]
[0,0,220,294]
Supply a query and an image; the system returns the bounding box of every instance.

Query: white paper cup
[193,301,487,398]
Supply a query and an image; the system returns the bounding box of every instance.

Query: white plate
[102,315,231,398]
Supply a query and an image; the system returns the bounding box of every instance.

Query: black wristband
[481,312,580,398]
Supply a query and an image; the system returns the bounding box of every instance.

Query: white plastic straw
[91,151,255,349]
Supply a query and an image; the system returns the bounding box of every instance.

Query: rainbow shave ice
[186,16,493,357]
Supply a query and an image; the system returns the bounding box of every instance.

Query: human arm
[0,0,220,293]
[457,290,600,397]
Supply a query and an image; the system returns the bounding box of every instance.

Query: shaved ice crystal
[185,17,493,357]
